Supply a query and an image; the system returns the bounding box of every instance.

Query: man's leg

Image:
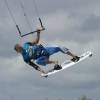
[36,56,62,70]
[36,56,58,65]
[46,46,79,62]
[59,47,80,62]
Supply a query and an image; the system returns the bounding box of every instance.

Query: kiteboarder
[14,29,80,73]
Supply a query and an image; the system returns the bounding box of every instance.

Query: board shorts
[36,46,69,66]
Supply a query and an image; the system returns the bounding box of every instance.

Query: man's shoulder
[23,42,32,47]
[23,42,30,49]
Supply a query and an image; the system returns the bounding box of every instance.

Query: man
[14,29,80,73]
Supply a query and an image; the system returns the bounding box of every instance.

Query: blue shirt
[22,42,49,63]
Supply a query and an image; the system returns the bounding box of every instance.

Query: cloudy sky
[0,0,100,100]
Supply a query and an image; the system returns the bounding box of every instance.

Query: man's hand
[36,28,43,33]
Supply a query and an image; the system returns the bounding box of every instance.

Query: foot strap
[54,64,62,70]
[71,56,80,62]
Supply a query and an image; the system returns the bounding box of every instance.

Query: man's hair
[14,44,20,51]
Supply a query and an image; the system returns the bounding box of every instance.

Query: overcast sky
[0,0,100,100]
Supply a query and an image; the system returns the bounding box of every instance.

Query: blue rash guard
[21,42,69,66]
[22,42,49,65]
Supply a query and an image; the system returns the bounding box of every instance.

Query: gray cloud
[80,15,100,32]
[0,39,100,100]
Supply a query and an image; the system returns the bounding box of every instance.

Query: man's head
[14,44,23,53]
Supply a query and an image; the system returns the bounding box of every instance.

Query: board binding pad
[41,51,92,77]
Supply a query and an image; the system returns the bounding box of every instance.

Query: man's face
[14,44,22,53]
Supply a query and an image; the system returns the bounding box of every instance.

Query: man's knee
[36,57,48,66]
[59,47,69,54]
[36,60,46,66]
[55,47,61,52]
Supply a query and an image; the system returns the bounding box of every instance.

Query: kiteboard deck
[41,51,92,77]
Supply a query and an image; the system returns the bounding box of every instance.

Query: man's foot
[71,56,80,62]
[54,64,62,70]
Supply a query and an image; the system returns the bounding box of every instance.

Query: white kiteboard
[41,51,92,77]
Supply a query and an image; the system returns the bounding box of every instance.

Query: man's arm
[27,61,45,73]
[31,29,41,45]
